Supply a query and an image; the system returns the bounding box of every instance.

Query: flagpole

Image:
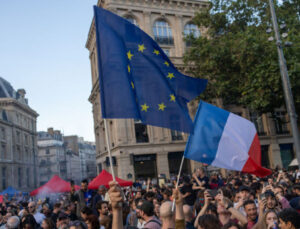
[171,155,185,211]
[104,119,116,181]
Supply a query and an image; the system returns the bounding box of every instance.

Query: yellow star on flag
[141,103,149,112]
[167,73,175,79]
[158,103,166,111]
[127,50,134,60]
[138,44,146,52]
[131,81,134,89]
[153,49,160,55]
[128,65,131,73]
[170,94,176,102]
[164,61,170,67]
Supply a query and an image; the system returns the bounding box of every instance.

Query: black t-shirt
[196,176,209,189]
[180,184,196,206]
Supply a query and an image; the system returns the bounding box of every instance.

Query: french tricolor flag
[185,101,272,177]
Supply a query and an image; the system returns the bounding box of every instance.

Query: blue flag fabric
[93,6,207,133]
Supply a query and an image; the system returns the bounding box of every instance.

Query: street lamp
[268,0,300,168]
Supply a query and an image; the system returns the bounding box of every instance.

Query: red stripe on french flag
[242,134,272,177]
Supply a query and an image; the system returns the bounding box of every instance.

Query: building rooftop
[0,77,28,105]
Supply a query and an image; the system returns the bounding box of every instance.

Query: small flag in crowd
[184,101,272,177]
[93,6,207,133]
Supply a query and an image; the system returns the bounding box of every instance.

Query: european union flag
[93,6,207,133]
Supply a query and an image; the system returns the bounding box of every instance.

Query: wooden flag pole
[171,155,185,212]
[104,119,116,181]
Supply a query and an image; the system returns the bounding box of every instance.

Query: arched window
[124,16,138,26]
[184,23,201,38]
[152,20,174,45]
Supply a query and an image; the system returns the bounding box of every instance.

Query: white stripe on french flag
[184,101,271,177]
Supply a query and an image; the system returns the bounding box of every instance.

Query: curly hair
[278,208,300,228]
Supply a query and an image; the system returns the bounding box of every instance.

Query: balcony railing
[154,37,174,45]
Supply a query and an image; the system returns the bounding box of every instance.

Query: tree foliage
[184,0,300,114]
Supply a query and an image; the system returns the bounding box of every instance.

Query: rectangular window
[1,144,6,159]
[280,144,294,168]
[46,148,50,155]
[171,130,183,141]
[1,128,5,140]
[26,168,30,187]
[250,112,266,135]
[25,148,28,161]
[2,167,6,189]
[261,145,270,168]
[24,135,29,145]
[16,146,21,160]
[134,120,149,143]
[18,168,22,187]
[16,131,21,143]
[274,111,289,134]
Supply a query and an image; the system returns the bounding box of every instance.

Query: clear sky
[0,0,98,141]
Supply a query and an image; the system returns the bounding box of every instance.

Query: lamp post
[268,0,300,168]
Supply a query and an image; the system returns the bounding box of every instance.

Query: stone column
[269,140,283,168]
[117,154,134,180]
[156,152,170,179]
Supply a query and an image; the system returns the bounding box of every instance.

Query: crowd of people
[0,168,299,229]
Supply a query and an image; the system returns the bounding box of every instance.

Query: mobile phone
[260,193,266,199]
[207,189,218,198]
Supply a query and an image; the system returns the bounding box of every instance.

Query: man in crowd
[96,200,109,223]
[28,201,45,226]
[75,179,93,217]
[91,185,107,215]
[278,208,300,229]
[244,200,258,229]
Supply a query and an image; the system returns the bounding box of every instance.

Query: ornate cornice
[0,98,38,118]
[86,0,209,50]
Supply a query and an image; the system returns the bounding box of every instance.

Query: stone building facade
[64,136,97,181]
[86,0,295,180]
[0,77,38,191]
[37,128,67,185]
[38,130,97,185]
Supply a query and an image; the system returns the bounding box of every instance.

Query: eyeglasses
[28,206,34,209]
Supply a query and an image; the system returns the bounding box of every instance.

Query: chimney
[47,128,54,135]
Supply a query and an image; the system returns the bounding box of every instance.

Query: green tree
[184,0,300,115]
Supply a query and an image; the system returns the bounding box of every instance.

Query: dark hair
[207,203,217,216]
[81,179,88,184]
[86,215,100,229]
[80,206,93,215]
[278,208,300,228]
[293,184,300,191]
[198,214,221,229]
[183,176,190,184]
[145,192,155,199]
[219,187,232,199]
[134,198,142,207]
[21,214,37,227]
[140,201,154,217]
[42,218,54,228]
[222,222,241,229]
[96,200,108,210]
[250,182,262,193]
[243,199,256,209]
[54,202,61,209]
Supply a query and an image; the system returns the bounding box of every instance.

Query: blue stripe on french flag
[184,101,271,177]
